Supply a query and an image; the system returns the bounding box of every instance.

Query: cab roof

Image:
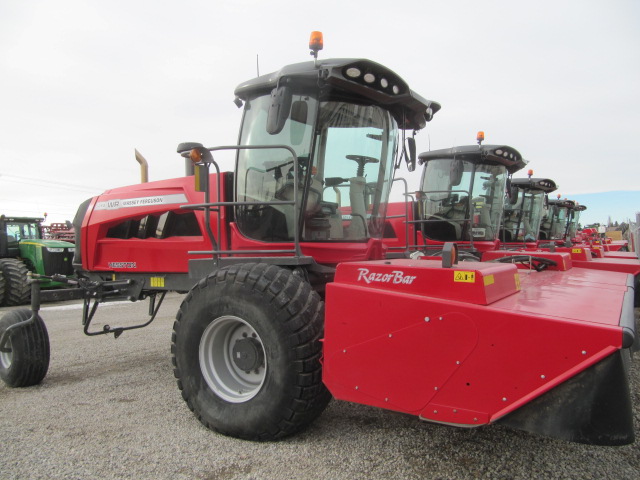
[548,199,587,210]
[418,144,527,174]
[511,177,558,193]
[234,58,441,131]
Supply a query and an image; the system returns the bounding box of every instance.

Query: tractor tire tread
[0,272,5,305]
[172,262,331,441]
[0,259,30,306]
[0,309,50,387]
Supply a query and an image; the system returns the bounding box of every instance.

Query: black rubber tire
[0,272,5,306]
[0,309,50,387]
[0,259,30,306]
[172,263,331,440]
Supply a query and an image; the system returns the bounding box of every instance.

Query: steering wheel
[491,255,558,272]
[346,155,379,177]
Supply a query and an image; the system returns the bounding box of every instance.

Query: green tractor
[0,215,75,305]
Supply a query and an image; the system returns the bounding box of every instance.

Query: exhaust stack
[134,149,149,183]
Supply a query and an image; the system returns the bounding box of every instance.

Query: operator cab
[565,202,587,241]
[0,216,43,258]
[415,144,525,251]
[228,52,440,256]
[500,175,557,245]
[235,97,397,242]
[539,198,583,244]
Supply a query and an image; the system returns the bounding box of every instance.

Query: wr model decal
[95,193,188,211]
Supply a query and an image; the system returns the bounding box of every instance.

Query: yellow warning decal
[514,273,521,291]
[454,271,476,283]
[572,248,582,254]
[150,277,165,288]
[483,274,495,286]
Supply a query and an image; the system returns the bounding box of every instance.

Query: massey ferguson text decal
[357,268,417,285]
[95,193,188,211]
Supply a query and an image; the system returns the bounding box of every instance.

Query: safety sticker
[571,248,582,254]
[514,273,521,290]
[150,277,165,288]
[454,271,476,283]
[483,274,495,286]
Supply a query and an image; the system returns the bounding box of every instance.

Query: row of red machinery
[0,32,637,447]
[383,131,635,265]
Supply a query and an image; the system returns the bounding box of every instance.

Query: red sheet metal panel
[323,258,628,426]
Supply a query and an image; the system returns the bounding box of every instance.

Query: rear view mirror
[450,160,463,186]
[289,100,308,146]
[266,86,292,135]
[508,186,519,205]
[506,179,519,205]
[405,137,417,172]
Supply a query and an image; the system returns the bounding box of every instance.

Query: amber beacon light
[309,31,323,59]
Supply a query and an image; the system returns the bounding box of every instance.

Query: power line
[0,173,107,193]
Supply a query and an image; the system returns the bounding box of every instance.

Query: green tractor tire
[0,259,30,306]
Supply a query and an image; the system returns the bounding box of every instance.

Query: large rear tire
[0,259,30,306]
[0,309,50,387]
[0,272,5,305]
[172,263,331,440]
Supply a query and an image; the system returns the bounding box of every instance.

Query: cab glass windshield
[502,191,545,242]
[235,93,397,242]
[419,159,507,242]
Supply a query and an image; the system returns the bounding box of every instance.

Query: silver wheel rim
[199,315,267,403]
[0,336,12,369]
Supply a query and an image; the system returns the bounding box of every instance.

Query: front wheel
[172,263,331,440]
[0,309,50,387]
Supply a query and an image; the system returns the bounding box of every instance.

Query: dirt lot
[1,294,639,479]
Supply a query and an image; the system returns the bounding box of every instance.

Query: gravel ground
[1,294,639,480]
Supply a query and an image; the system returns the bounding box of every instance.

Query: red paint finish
[82,176,220,272]
[482,251,573,271]
[81,173,390,274]
[603,251,639,260]
[227,223,385,265]
[323,258,629,426]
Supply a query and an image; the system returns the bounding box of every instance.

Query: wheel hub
[199,315,267,403]
[232,337,264,372]
[0,337,12,369]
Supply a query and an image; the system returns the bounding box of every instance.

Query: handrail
[180,144,303,266]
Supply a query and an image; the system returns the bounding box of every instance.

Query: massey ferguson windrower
[384,132,526,258]
[522,194,640,304]
[577,226,631,255]
[0,36,636,446]
[538,196,586,247]
[499,172,558,250]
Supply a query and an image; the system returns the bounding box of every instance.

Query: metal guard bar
[180,144,302,265]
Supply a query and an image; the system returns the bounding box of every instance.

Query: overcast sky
[1,0,639,223]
